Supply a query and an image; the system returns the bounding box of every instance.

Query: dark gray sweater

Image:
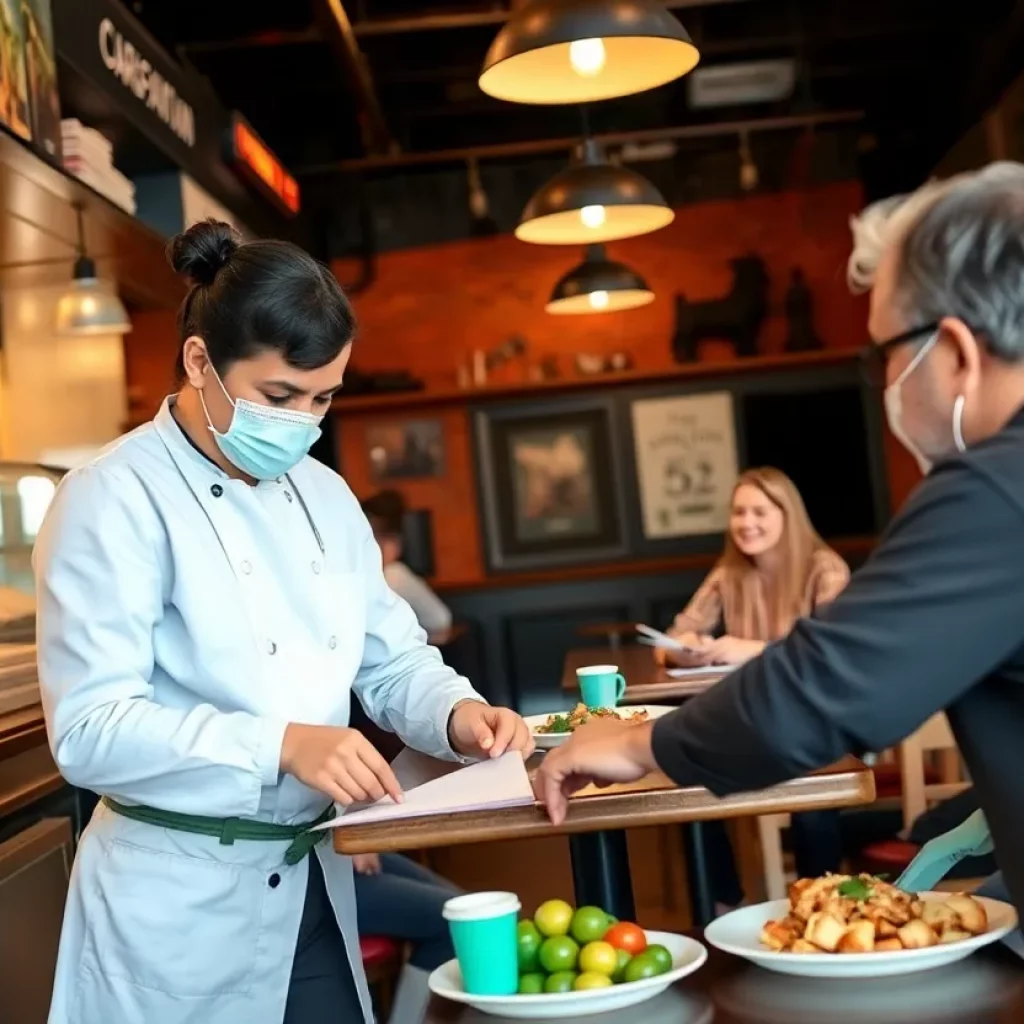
[652,407,1024,912]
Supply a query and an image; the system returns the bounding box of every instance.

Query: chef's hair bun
[167,219,240,287]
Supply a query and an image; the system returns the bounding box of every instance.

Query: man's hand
[448,700,535,760]
[533,719,659,825]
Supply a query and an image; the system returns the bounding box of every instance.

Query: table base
[568,830,636,921]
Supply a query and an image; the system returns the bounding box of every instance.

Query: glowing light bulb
[580,205,606,229]
[589,289,610,310]
[569,38,606,78]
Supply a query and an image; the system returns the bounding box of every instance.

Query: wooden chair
[758,714,967,900]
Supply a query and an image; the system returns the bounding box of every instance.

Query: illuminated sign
[229,114,300,217]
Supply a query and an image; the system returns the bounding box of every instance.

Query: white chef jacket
[35,399,484,1024]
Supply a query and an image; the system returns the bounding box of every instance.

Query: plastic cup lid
[442,891,522,922]
[577,665,617,675]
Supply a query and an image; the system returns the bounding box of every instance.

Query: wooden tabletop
[0,704,47,762]
[424,939,1024,1023]
[333,756,874,854]
[562,646,728,702]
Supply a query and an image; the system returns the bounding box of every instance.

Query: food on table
[535,703,651,735]
[538,935,580,973]
[516,920,542,973]
[534,898,574,937]
[511,898,671,996]
[760,873,989,954]
[604,921,648,955]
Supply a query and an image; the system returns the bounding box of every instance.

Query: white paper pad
[314,751,534,830]
[665,665,737,677]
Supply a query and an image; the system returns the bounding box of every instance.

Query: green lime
[516,920,542,973]
[606,915,619,926]
[534,899,574,937]
[611,948,632,983]
[623,952,662,984]
[517,973,545,995]
[538,935,580,973]
[570,905,609,944]
[544,971,578,994]
[574,971,613,991]
[644,944,673,973]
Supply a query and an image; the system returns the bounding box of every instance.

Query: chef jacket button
[328,636,337,650]
[267,640,277,655]
[268,873,281,888]
[241,560,252,575]
[312,560,321,574]
[210,484,223,498]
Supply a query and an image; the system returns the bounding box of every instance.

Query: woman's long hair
[717,467,826,640]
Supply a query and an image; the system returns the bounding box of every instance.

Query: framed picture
[366,419,444,480]
[0,0,31,142]
[473,400,626,572]
[631,391,739,539]
[22,0,60,160]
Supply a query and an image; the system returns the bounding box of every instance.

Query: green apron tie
[102,797,336,865]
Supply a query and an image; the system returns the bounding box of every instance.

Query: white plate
[428,930,707,1019]
[525,706,676,749]
[705,893,1018,978]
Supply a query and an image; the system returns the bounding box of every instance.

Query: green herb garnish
[546,716,571,734]
[836,877,874,901]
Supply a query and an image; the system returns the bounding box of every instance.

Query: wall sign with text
[631,391,739,539]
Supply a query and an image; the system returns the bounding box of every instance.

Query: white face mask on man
[883,332,967,475]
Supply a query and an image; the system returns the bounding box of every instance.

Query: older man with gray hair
[535,161,1024,920]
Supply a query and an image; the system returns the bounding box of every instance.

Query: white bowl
[704,893,1017,978]
[428,929,707,1019]
[524,706,676,749]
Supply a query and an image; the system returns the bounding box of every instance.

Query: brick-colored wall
[123,181,922,585]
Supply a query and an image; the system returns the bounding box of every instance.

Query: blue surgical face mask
[199,366,322,480]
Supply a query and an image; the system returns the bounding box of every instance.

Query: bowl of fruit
[428,898,707,1018]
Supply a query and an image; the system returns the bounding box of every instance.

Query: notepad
[314,751,535,830]
[666,665,736,677]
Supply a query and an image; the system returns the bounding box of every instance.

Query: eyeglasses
[859,322,939,388]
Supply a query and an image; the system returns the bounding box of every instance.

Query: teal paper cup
[442,891,521,995]
[577,664,627,707]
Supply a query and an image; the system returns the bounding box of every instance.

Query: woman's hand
[352,852,382,876]
[533,719,658,825]
[448,700,536,760]
[280,724,404,807]
[700,635,765,665]
[655,631,714,667]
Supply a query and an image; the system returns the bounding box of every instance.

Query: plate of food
[705,873,1017,978]
[524,704,675,748]
[429,897,707,1019]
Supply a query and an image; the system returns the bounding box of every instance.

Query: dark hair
[361,489,406,537]
[168,219,356,380]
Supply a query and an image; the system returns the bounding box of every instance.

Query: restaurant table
[423,939,1024,1023]
[334,756,874,925]
[562,645,728,703]
[575,621,639,650]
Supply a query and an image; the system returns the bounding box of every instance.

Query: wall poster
[631,391,739,539]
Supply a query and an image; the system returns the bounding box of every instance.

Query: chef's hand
[533,719,658,826]
[281,724,403,807]
[700,635,764,665]
[352,853,382,875]
[448,700,535,760]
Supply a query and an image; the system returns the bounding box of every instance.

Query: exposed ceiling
[128,0,1022,181]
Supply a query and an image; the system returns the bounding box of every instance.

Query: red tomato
[603,922,647,956]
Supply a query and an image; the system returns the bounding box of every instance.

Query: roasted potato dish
[760,874,987,954]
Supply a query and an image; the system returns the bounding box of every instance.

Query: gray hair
[848,161,1024,361]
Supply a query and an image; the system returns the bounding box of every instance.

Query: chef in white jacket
[35,219,532,1024]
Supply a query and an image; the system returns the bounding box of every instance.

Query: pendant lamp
[517,138,673,244]
[55,206,131,337]
[479,0,700,106]
[546,244,654,314]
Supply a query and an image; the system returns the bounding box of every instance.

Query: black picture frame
[472,397,628,572]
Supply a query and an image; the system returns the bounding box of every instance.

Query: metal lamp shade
[517,160,674,244]
[545,246,654,314]
[55,258,131,337]
[479,0,700,105]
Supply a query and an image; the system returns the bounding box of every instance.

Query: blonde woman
[663,468,851,904]
[665,466,850,667]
